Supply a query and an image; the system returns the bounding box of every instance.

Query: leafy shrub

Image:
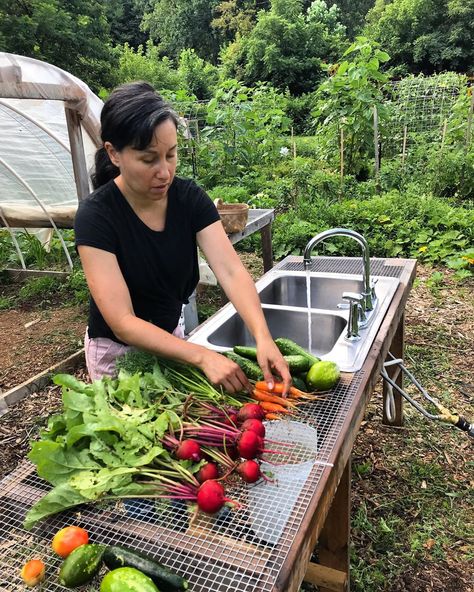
[17,276,62,306]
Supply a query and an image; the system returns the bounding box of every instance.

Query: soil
[0,259,473,591]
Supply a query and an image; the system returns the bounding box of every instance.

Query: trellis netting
[0,53,103,268]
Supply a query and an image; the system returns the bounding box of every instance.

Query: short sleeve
[74,198,118,254]
[190,183,221,233]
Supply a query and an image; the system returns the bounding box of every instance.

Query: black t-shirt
[74,176,220,341]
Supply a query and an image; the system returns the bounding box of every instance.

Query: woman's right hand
[198,349,251,393]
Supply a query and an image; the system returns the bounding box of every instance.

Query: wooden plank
[0,349,85,408]
[304,563,347,592]
[274,259,417,592]
[4,269,69,281]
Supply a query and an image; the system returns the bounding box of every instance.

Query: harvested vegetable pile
[25,353,324,529]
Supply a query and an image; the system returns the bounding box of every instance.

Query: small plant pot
[214,198,249,234]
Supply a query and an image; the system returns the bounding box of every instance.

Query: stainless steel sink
[206,308,346,357]
[188,265,400,373]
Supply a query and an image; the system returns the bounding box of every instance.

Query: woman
[75,81,290,393]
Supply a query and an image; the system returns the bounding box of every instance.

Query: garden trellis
[0,52,102,269]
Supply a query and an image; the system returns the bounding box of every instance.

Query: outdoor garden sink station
[0,230,417,592]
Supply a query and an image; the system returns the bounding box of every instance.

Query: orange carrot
[254,381,311,399]
[265,413,283,420]
[251,389,297,408]
[259,401,294,414]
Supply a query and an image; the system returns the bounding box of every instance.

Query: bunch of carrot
[250,381,328,420]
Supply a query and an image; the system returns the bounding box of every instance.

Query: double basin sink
[188,262,399,373]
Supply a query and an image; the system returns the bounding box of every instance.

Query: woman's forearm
[112,314,208,366]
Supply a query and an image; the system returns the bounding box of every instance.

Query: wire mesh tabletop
[0,370,364,592]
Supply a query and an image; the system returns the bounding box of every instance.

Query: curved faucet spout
[303,228,375,311]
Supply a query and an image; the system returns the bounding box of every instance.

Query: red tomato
[21,559,45,587]
[51,526,89,558]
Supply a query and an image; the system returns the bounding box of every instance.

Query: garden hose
[381,352,474,438]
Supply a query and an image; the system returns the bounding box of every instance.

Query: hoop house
[0,52,102,268]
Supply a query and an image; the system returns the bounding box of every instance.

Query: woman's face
[106,118,178,203]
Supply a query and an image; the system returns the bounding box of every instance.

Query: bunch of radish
[156,402,282,514]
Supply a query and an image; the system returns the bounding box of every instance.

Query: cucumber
[58,543,105,588]
[233,347,310,373]
[292,375,309,393]
[283,355,312,373]
[223,351,264,381]
[233,345,258,360]
[274,337,320,366]
[100,567,159,592]
[103,546,189,591]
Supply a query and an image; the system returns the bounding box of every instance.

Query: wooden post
[260,223,274,272]
[65,107,90,202]
[340,125,344,184]
[316,458,351,592]
[466,91,474,150]
[382,313,405,426]
[373,106,380,185]
[441,119,448,150]
[291,126,297,159]
[401,125,407,167]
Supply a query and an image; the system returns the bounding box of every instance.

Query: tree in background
[104,0,148,48]
[0,0,116,92]
[220,0,347,95]
[329,0,375,37]
[113,41,182,92]
[366,0,474,75]
[212,0,268,44]
[141,0,222,64]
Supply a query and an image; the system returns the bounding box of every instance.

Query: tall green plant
[312,37,390,178]
[197,80,290,186]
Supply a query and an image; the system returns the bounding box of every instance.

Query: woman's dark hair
[91,81,179,189]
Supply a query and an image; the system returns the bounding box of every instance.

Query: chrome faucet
[303,228,376,312]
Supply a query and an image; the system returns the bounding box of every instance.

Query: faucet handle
[342,292,364,341]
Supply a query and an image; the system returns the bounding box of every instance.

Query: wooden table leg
[316,458,351,591]
[382,312,405,426]
[260,223,273,272]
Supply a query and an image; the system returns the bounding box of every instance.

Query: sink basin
[188,266,400,373]
[206,308,346,357]
[259,274,364,309]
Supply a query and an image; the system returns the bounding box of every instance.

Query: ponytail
[91,146,119,189]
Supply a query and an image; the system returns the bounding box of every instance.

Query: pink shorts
[84,323,185,382]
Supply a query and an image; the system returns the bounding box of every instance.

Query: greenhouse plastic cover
[0,52,102,227]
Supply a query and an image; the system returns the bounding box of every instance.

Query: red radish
[237,403,265,423]
[237,460,262,483]
[238,430,263,459]
[223,412,239,427]
[240,418,266,437]
[175,439,202,461]
[196,462,219,483]
[196,480,227,514]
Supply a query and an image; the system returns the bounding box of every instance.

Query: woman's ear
[104,142,120,167]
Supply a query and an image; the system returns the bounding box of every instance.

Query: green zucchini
[58,543,105,588]
[100,567,159,592]
[274,337,320,366]
[103,546,189,591]
[223,351,264,381]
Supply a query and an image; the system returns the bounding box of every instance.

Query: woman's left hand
[256,336,292,395]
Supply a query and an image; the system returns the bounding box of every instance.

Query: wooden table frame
[277,259,417,592]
